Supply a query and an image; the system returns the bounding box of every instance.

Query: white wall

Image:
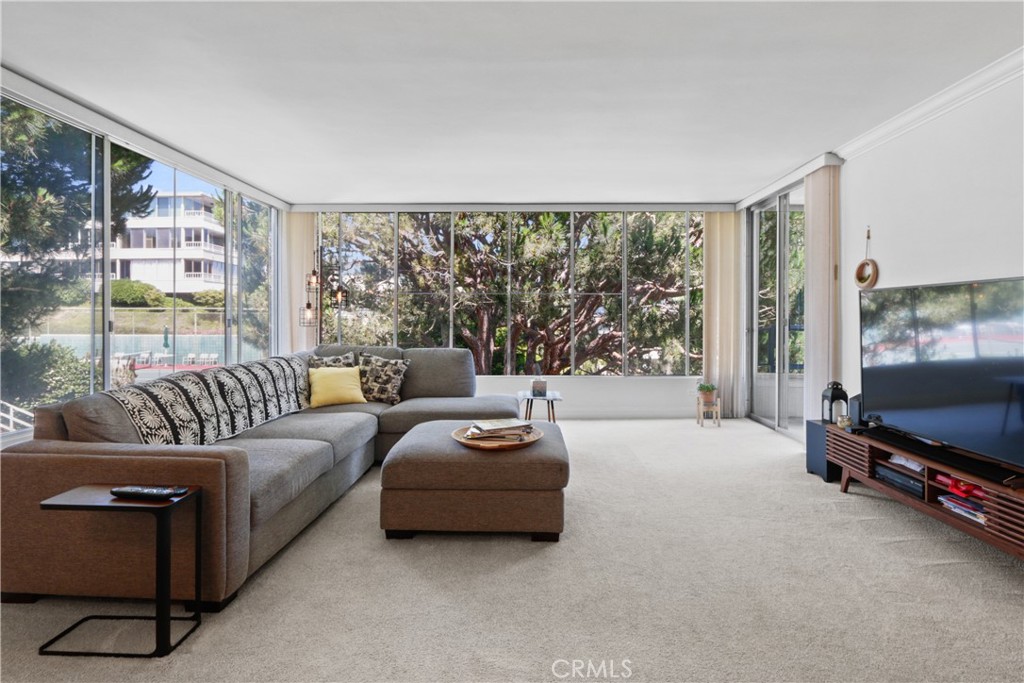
[838,78,1024,394]
[475,375,703,419]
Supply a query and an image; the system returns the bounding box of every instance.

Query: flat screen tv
[860,277,1024,470]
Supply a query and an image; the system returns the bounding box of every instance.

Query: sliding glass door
[750,185,805,436]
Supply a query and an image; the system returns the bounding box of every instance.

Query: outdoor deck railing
[0,401,34,433]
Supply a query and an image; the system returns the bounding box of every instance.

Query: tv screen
[860,277,1024,469]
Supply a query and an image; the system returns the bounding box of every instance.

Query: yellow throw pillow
[308,367,366,408]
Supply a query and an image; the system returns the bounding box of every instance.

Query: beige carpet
[2,419,1022,683]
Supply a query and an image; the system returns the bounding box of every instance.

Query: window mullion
[684,211,691,377]
[621,211,628,376]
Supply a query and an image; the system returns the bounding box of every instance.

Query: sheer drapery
[704,211,742,417]
[802,165,841,423]
[284,212,318,353]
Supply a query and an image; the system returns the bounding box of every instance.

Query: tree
[1,99,155,348]
[237,197,271,358]
[327,210,702,376]
[1,99,155,414]
[0,340,90,407]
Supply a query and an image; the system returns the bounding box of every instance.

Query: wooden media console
[825,425,1024,560]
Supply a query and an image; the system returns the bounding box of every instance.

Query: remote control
[110,485,189,500]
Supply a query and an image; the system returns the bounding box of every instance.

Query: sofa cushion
[359,354,410,404]
[219,437,334,527]
[205,355,309,437]
[400,348,476,399]
[378,395,520,434]
[62,392,144,443]
[304,402,391,418]
[89,371,228,445]
[309,367,366,407]
[233,412,378,465]
[315,344,403,361]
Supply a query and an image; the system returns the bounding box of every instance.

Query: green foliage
[110,145,156,237]
[325,210,705,376]
[236,197,272,357]
[698,382,717,393]
[0,341,91,408]
[56,278,92,306]
[110,279,166,307]
[1,99,155,349]
[192,289,225,308]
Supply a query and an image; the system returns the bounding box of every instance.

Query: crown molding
[834,47,1024,162]
[735,153,843,211]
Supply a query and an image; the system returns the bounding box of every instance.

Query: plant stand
[697,397,720,427]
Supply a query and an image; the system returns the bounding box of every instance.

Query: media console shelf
[825,425,1024,560]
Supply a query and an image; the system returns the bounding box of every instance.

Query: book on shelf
[938,494,987,524]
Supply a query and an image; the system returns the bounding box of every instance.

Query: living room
[1,2,1022,681]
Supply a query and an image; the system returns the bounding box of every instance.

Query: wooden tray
[452,426,543,451]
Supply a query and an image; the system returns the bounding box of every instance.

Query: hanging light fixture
[327,272,349,309]
[299,299,317,327]
[300,241,320,328]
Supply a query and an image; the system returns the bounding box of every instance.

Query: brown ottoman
[380,419,570,541]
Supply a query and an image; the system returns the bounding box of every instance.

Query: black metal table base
[37,486,203,658]
[39,613,201,658]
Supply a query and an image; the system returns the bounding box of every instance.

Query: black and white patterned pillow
[308,352,356,370]
[358,353,410,404]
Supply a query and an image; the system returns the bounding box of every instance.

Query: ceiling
[2,1,1022,205]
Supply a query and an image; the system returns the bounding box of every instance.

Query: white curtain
[281,212,318,354]
[704,211,743,417]
[803,165,841,423]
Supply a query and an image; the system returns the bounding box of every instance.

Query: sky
[145,161,221,195]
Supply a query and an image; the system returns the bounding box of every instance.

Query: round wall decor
[855,258,879,289]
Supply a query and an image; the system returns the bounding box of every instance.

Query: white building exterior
[111,191,231,295]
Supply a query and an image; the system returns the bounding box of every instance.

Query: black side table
[38,484,202,657]
[806,419,842,482]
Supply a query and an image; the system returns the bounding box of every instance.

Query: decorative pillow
[359,353,410,405]
[308,367,366,408]
[308,352,356,369]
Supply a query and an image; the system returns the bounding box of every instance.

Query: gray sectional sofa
[0,345,519,609]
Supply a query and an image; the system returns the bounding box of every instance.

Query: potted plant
[698,382,717,404]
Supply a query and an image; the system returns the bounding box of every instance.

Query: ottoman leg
[531,532,559,542]
[385,530,416,539]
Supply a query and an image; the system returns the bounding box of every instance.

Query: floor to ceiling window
[750,185,805,435]
[110,151,231,381]
[510,211,572,375]
[236,196,275,362]
[317,210,704,377]
[0,96,278,433]
[1,98,103,429]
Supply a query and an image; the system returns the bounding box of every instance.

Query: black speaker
[849,394,863,426]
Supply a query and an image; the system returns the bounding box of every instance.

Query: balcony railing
[0,400,34,433]
[184,272,225,283]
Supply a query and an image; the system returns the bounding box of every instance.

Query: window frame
[317,207,711,377]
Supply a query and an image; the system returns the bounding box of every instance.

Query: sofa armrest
[1,440,250,603]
